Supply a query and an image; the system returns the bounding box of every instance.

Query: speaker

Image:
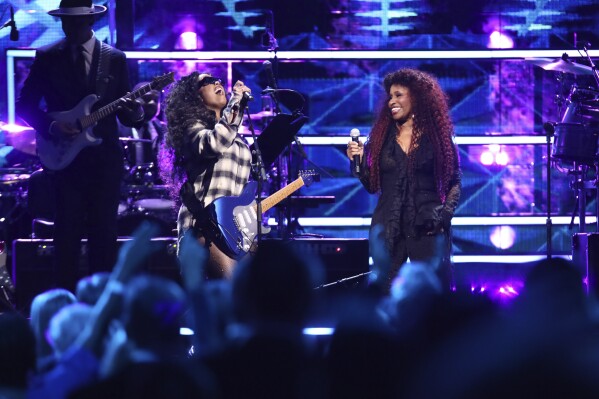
[261,238,370,285]
[572,233,599,295]
[11,238,179,313]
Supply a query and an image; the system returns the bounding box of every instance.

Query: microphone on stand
[576,40,591,49]
[350,128,361,175]
[263,60,277,89]
[235,91,253,114]
[263,60,281,113]
[543,122,556,135]
[1,6,19,41]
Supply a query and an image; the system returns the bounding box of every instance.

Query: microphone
[543,122,556,135]
[263,60,278,90]
[2,6,18,41]
[576,40,591,49]
[350,128,361,175]
[238,91,253,112]
[263,60,281,113]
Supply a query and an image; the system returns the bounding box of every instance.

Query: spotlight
[488,30,514,49]
[179,31,198,50]
[490,225,516,250]
[480,151,494,165]
[495,151,509,166]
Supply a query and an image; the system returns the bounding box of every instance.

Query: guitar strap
[95,41,112,101]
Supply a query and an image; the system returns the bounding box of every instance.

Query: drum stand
[568,162,598,233]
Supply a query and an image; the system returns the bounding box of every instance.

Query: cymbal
[525,58,593,75]
[248,110,276,120]
[0,173,30,184]
[238,125,261,136]
[119,137,152,143]
[3,128,37,156]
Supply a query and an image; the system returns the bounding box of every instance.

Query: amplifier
[260,238,370,285]
[12,238,179,312]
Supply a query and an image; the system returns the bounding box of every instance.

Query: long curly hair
[366,68,457,202]
[158,72,218,193]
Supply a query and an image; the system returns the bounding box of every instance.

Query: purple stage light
[179,31,199,50]
[0,123,32,133]
[495,151,509,166]
[488,31,514,49]
[469,280,524,305]
[480,150,494,165]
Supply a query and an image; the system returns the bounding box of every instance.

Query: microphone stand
[266,56,282,115]
[579,44,599,87]
[578,44,599,232]
[544,123,553,259]
[243,106,267,248]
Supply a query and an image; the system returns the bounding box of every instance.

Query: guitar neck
[79,84,152,130]
[255,177,305,214]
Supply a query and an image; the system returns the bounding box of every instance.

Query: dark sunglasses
[198,76,222,88]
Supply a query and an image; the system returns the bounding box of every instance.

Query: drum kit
[527,53,599,233]
[118,137,176,237]
[0,130,178,239]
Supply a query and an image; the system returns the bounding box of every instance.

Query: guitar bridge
[233,213,251,252]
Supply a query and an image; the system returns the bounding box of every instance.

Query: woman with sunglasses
[161,72,252,278]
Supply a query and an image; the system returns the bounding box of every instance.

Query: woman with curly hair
[161,72,252,278]
[346,68,461,290]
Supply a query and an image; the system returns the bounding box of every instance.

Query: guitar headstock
[150,72,175,91]
[299,169,320,187]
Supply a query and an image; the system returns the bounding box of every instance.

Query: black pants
[53,143,123,291]
[387,233,453,292]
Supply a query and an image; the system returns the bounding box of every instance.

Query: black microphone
[543,122,556,135]
[238,91,253,112]
[576,40,591,49]
[350,128,361,175]
[263,60,281,113]
[263,60,278,90]
[5,6,18,41]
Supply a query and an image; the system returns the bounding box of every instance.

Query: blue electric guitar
[204,170,320,259]
[38,72,174,170]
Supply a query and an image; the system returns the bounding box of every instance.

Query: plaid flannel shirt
[177,93,252,234]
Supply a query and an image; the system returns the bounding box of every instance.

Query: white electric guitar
[38,72,174,170]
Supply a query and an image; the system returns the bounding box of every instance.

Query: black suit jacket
[16,37,137,145]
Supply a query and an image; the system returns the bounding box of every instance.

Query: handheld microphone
[350,128,361,175]
[238,91,253,112]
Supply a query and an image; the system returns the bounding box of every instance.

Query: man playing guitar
[16,0,145,291]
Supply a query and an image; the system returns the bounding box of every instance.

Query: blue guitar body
[204,181,269,260]
[203,171,318,259]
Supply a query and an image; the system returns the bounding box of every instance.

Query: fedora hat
[48,0,107,17]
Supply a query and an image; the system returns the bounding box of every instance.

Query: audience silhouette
[3,221,599,398]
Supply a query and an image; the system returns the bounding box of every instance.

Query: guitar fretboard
[79,84,153,130]
[255,176,305,214]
